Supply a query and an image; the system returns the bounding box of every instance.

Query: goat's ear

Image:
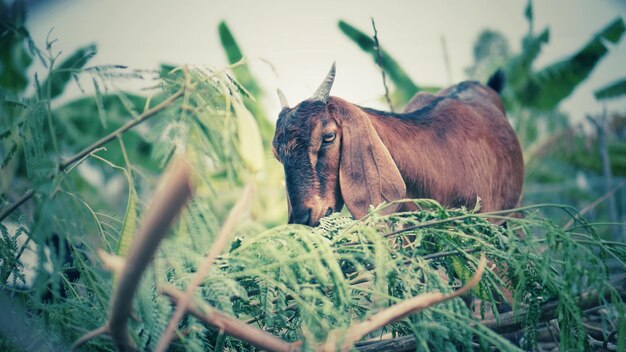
[336,106,406,219]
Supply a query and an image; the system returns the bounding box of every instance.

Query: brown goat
[272,63,524,226]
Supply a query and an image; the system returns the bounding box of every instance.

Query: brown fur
[272,80,524,226]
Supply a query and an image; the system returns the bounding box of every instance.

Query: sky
[26,0,626,121]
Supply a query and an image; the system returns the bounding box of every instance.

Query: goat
[272,63,524,226]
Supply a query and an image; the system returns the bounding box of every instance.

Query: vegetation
[1,0,625,351]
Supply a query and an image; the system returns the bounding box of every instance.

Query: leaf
[218,21,262,97]
[116,182,138,258]
[451,256,490,301]
[218,22,275,145]
[338,20,419,105]
[92,77,107,128]
[21,102,54,183]
[505,28,549,92]
[524,0,533,24]
[518,17,625,110]
[594,78,626,100]
[43,43,97,100]
[0,6,33,93]
[233,100,265,173]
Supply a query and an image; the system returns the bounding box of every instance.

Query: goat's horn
[311,62,336,103]
[277,88,289,109]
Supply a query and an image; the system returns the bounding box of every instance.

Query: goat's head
[272,63,406,226]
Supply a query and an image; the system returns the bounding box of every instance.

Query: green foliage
[0,1,32,93]
[461,1,626,231]
[465,30,510,80]
[42,43,97,100]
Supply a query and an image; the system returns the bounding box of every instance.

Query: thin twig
[156,184,254,352]
[161,286,299,352]
[371,18,393,112]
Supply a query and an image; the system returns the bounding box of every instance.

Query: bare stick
[371,18,394,112]
[0,89,184,223]
[155,184,254,352]
[70,158,193,351]
[161,286,299,352]
[324,254,486,352]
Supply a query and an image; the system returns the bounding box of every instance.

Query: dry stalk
[71,158,193,351]
[155,184,255,352]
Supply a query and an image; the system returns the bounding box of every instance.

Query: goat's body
[350,80,523,213]
[273,63,523,226]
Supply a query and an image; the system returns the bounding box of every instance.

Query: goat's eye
[322,132,336,144]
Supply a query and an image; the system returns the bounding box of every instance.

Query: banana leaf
[594,78,626,101]
[518,18,625,110]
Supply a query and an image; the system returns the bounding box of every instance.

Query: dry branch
[355,274,626,351]
[484,274,626,334]
[71,158,193,351]
[161,286,300,352]
[155,184,255,352]
[323,254,487,352]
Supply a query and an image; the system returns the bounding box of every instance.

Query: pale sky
[27,0,626,121]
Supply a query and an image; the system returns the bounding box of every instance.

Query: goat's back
[371,81,523,213]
